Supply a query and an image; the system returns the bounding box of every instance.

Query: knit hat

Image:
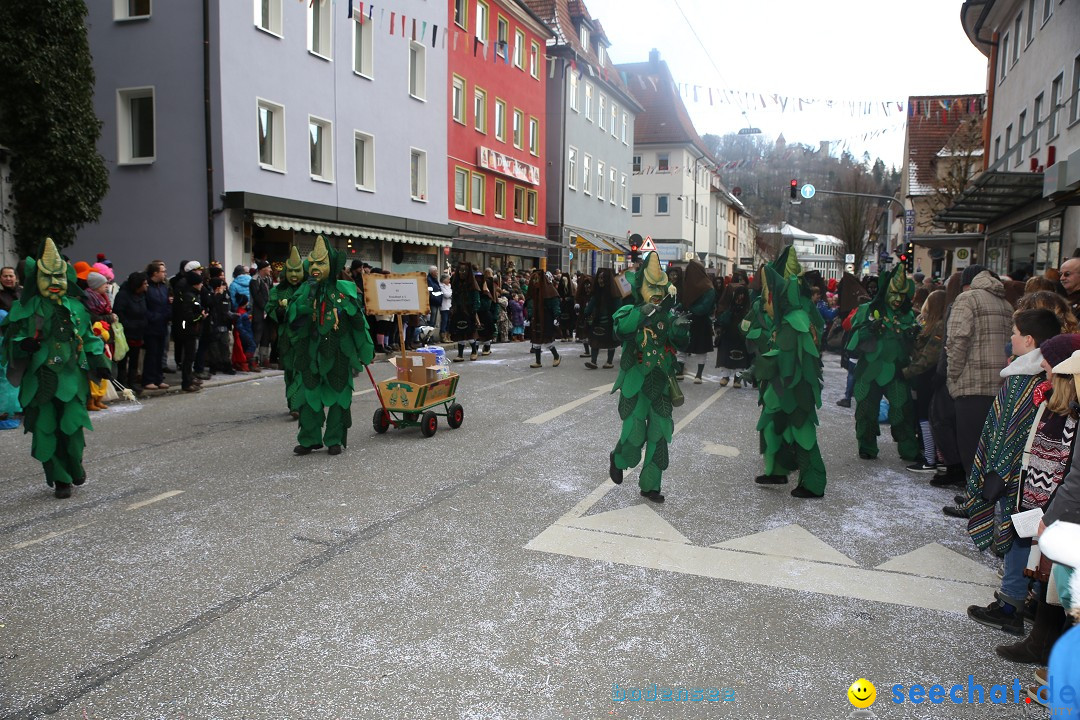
[185,270,203,286]
[960,264,987,287]
[73,261,93,281]
[86,271,108,290]
[92,262,114,282]
[1041,334,1080,370]
[255,259,270,270]
[184,260,202,273]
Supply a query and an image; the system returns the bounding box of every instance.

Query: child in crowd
[496,296,510,343]
[232,294,256,372]
[207,278,236,375]
[508,294,526,342]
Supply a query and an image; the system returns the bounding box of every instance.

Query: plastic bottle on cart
[415,346,451,378]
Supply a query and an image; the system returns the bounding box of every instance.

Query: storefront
[983,213,1064,277]
[450,222,561,275]
[573,231,627,275]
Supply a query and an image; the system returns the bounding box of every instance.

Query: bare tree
[827,164,882,271]
[927,115,984,234]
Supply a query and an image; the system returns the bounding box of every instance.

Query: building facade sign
[478,146,540,186]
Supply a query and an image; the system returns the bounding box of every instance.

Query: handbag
[668,375,684,407]
[112,319,129,362]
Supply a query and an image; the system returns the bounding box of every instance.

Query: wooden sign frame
[362,272,429,316]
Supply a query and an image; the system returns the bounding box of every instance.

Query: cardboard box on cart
[389,351,438,384]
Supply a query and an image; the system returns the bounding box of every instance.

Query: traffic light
[790,179,798,200]
[628,233,642,264]
[905,240,914,273]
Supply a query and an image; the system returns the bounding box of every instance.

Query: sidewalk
[136,368,284,398]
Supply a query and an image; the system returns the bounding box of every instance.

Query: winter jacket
[235,309,255,354]
[229,273,252,310]
[249,274,271,323]
[144,280,171,337]
[902,318,944,380]
[113,286,148,341]
[945,271,1012,399]
[174,285,205,339]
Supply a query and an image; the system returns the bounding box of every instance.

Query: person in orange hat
[73,261,93,284]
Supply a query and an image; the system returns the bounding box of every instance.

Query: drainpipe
[983,31,998,172]
[203,0,216,263]
[557,54,570,271]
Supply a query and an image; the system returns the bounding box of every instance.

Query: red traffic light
[790,179,798,200]
[790,179,798,187]
[630,243,639,252]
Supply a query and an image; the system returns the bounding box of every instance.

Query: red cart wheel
[420,411,438,438]
[372,408,391,433]
[447,403,464,429]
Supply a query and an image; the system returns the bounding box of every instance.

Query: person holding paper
[968,332,1080,643]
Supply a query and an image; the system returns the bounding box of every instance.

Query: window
[475,88,488,133]
[494,100,506,141]
[1032,94,1043,153]
[528,117,539,155]
[514,30,525,69]
[494,180,506,218]
[409,42,426,100]
[410,149,427,201]
[1000,34,1010,80]
[569,71,579,112]
[579,23,589,48]
[114,0,151,20]
[621,113,628,144]
[598,47,606,68]
[255,0,281,35]
[452,76,466,124]
[597,161,605,200]
[1016,110,1026,166]
[1049,73,1063,138]
[1071,54,1080,125]
[609,167,617,205]
[454,0,467,30]
[656,194,669,215]
[1042,0,1052,24]
[632,155,641,172]
[530,42,539,78]
[471,172,484,214]
[117,87,155,164]
[657,152,669,172]
[583,154,592,195]
[513,186,526,222]
[631,194,641,215]
[585,83,593,121]
[1005,124,1013,165]
[598,95,606,129]
[1013,12,1022,64]
[454,167,469,210]
[257,99,284,171]
[620,174,628,208]
[354,132,375,191]
[309,116,333,182]
[610,104,617,136]
[512,109,523,148]
[497,17,509,59]
[567,147,578,190]
[308,0,331,57]
[353,12,374,76]
[526,190,537,225]
[994,136,1001,162]
[476,1,488,44]
[1027,0,1036,44]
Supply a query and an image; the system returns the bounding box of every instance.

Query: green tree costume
[608,252,691,503]
[287,236,374,455]
[0,238,108,497]
[748,247,827,498]
[845,265,920,461]
[269,246,305,417]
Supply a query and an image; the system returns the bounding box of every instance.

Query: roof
[617,54,717,163]
[905,94,985,197]
[935,171,1045,224]
[520,0,636,105]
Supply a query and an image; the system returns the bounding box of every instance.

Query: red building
[447,0,554,272]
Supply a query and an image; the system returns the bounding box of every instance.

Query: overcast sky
[586,0,989,168]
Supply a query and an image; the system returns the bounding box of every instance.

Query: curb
[137,369,284,399]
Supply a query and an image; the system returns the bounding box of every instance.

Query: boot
[996,600,1067,664]
[482,344,491,356]
[250,357,261,373]
[453,344,465,363]
[470,342,478,361]
[530,349,542,368]
[694,364,704,384]
[551,347,561,367]
[580,344,591,358]
[87,396,100,412]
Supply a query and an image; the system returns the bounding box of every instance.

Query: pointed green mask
[307,236,331,283]
[35,237,68,302]
[285,246,305,286]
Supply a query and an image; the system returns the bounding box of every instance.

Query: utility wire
[668,0,750,118]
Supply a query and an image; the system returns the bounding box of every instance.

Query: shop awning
[574,232,625,254]
[252,213,452,248]
[911,233,985,250]
[451,221,561,249]
[935,171,1045,225]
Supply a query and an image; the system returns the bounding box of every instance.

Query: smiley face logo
[848,679,876,709]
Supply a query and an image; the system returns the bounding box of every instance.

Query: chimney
[819,141,831,156]
[649,48,660,67]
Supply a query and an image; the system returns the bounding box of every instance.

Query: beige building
[942,0,1080,276]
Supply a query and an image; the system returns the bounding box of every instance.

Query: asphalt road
[0,344,1041,719]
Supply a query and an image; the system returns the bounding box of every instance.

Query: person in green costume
[287,236,374,456]
[846,264,920,462]
[608,251,691,503]
[0,238,109,498]
[269,246,306,419]
[748,246,827,498]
